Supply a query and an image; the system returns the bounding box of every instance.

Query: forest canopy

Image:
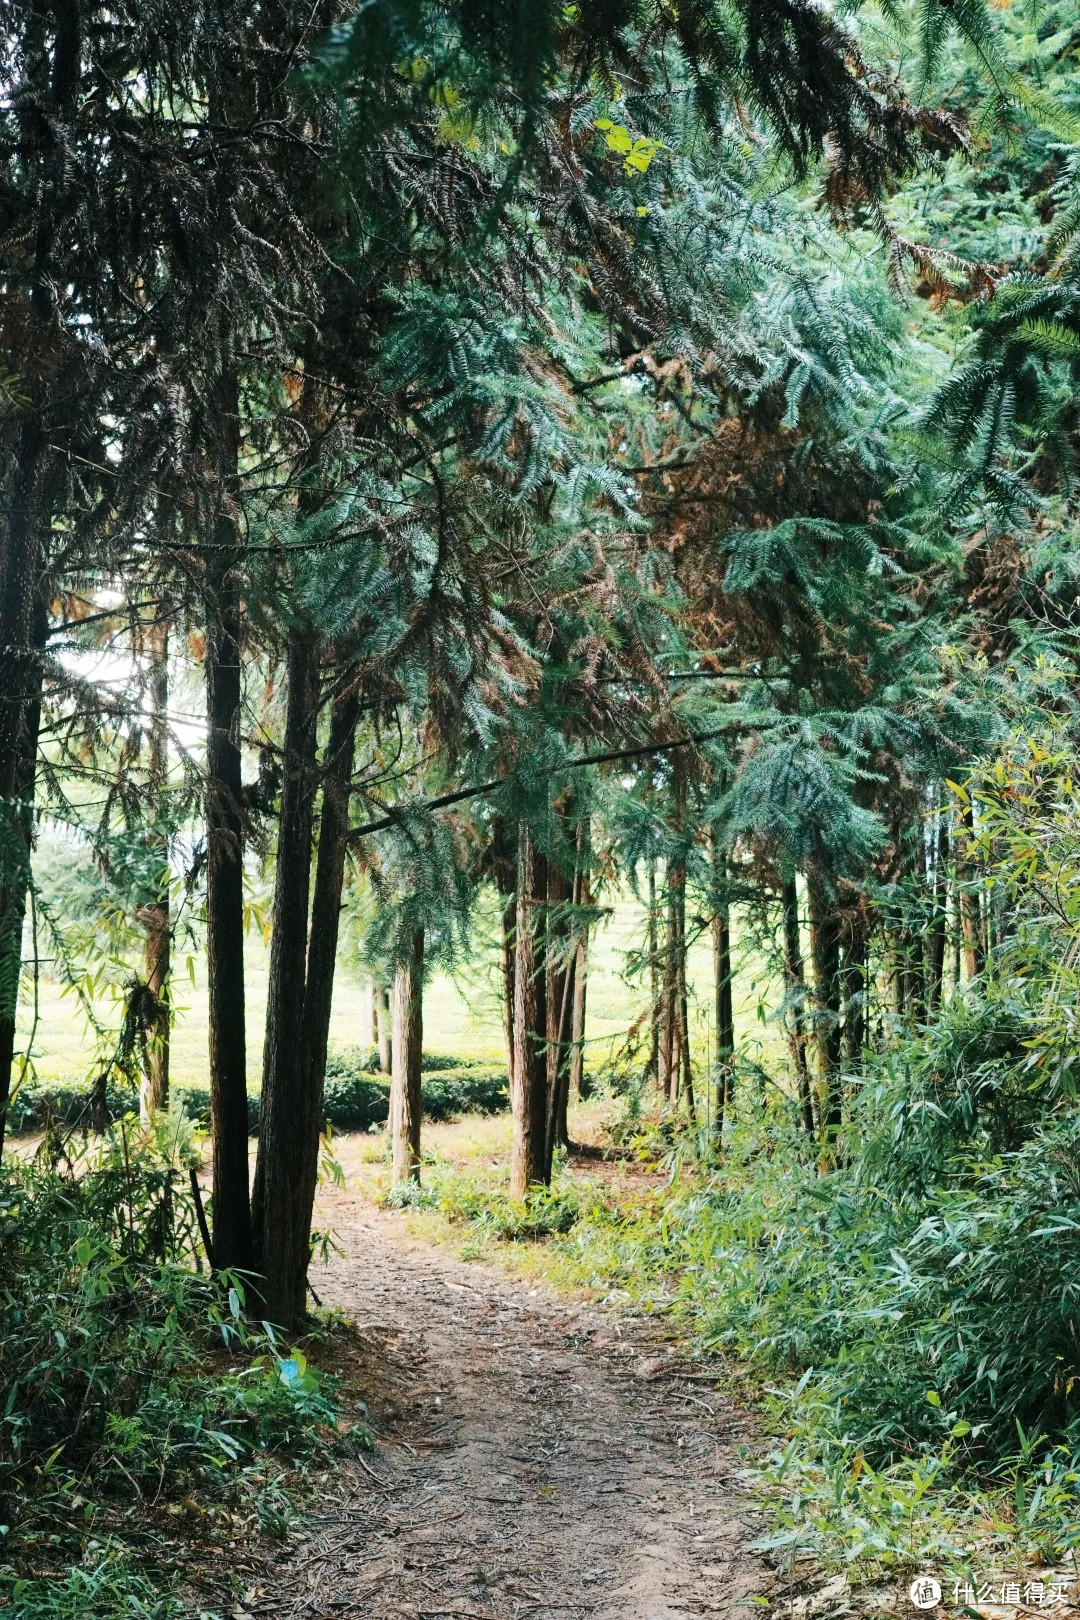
[5,0,1080,1613]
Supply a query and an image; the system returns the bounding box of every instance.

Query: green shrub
[419,1067,508,1121]
[6,1052,510,1142]
[0,1116,343,1604]
[322,1072,390,1131]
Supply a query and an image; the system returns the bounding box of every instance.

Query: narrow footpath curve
[254,1190,772,1619]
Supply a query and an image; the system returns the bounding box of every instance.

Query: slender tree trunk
[391,927,424,1186]
[492,818,517,1093]
[252,632,320,1302]
[781,876,815,1140]
[807,870,843,1137]
[0,424,46,1157]
[678,951,696,1122]
[660,874,679,1100]
[204,369,254,1273]
[544,857,572,1175]
[647,856,660,1087]
[360,978,375,1052]
[959,803,984,982]
[377,986,391,1073]
[841,911,867,1071]
[712,838,735,1138]
[141,615,171,1120]
[928,812,948,1011]
[510,822,547,1198]
[255,680,359,1328]
[569,864,589,1099]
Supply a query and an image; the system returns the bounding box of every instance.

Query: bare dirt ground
[248,1179,772,1620]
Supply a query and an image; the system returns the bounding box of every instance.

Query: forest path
[254,1185,771,1619]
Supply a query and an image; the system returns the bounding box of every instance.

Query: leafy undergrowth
[0,1113,364,1618]
[8,1050,508,1138]
[404,1056,1080,1600]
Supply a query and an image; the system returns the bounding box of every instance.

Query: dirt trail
[254,1186,770,1619]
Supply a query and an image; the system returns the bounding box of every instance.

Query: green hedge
[6,1055,509,1136]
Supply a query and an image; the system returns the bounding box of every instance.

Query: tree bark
[0,424,46,1156]
[377,985,391,1073]
[543,857,572,1176]
[569,864,589,1099]
[807,869,843,1138]
[647,856,660,1088]
[391,927,424,1186]
[959,803,985,982]
[254,679,359,1328]
[510,822,547,1198]
[712,839,735,1138]
[493,820,517,1095]
[204,368,254,1274]
[141,615,171,1120]
[840,910,867,1071]
[252,631,320,1304]
[928,811,948,1011]
[781,876,815,1141]
[360,978,375,1052]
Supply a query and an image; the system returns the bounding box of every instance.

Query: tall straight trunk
[255,682,359,1328]
[391,927,424,1186]
[141,615,171,1120]
[0,423,46,1156]
[647,857,660,1087]
[252,632,320,1291]
[782,876,815,1141]
[569,863,589,1099]
[510,823,547,1198]
[712,838,735,1138]
[678,941,696,1121]
[494,823,517,1094]
[928,812,948,1011]
[543,857,573,1175]
[377,986,391,1072]
[544,918,576,1179]
[660,877,678,1100]
[807,870,843,1137]
[360,979,375,1052]
[959,803,985,982]
[204,369,254,1274]
[841,914,867,1071]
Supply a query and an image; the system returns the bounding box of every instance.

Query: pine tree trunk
[660,873,679,1101]
[494,823,517,1094]
[204,369,254,1274]
[141,615,171,1121]
[292,685,360,1247]
[510,822,547,1198]
[782,876,815,1140]
[543,858,572,1176]
[647,857,660,1088]
[0,423,46,1158]
[377,986,391,1073]
[569,864,589,1099]
[807,870,843,1137]
[391,927,424,1186]
[959,804,985,981]
[928,812,948,1011]
[252,632,320,1315]
[712,838,735,1138]
[840,912,867,1071]
[360,979,375,1052]
[254,679,359,1328]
